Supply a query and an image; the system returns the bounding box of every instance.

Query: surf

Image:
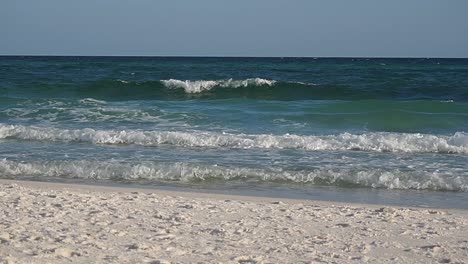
[1,159,466,191]
[1,124,467,154]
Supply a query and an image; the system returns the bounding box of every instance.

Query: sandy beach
[0,180,466,263]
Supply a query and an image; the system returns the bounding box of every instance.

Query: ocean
[1,56,467,208]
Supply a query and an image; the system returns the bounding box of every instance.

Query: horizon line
[1,54,468,59]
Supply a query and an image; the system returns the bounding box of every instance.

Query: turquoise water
[1,56,467,207]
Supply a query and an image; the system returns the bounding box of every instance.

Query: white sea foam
[295,81,318,86]
[161,78,277,93]
[78,98,107,104]
[1,124,467,154]
[0,159,466,191]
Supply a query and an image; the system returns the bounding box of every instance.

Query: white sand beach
[0,179,467,264]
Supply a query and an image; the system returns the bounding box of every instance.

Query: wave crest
[1,159,466,191]
[1,124,467,154]
[161,78,277,93]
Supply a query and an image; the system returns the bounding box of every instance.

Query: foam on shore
[1,159,467,191]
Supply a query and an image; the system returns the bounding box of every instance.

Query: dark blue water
[1,56,467,207]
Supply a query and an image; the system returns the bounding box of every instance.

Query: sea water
[1,56,467,208]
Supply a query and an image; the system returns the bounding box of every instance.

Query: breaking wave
[161,78,277,93]
[1,124,467,154]
[0,78,331,101]
[5,76,466,101]
[1,159,466,191]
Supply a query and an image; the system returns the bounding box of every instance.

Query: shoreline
[1,179,467,263]
[0,179,411,209]
[1,178,467,210]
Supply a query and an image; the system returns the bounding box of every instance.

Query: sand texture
[0,180,467,264]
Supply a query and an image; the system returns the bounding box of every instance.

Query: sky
[1,0,468,57]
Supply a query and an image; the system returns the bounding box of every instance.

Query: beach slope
[0,180,467,263]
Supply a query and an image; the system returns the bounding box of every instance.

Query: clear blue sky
[1,0,468,57]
